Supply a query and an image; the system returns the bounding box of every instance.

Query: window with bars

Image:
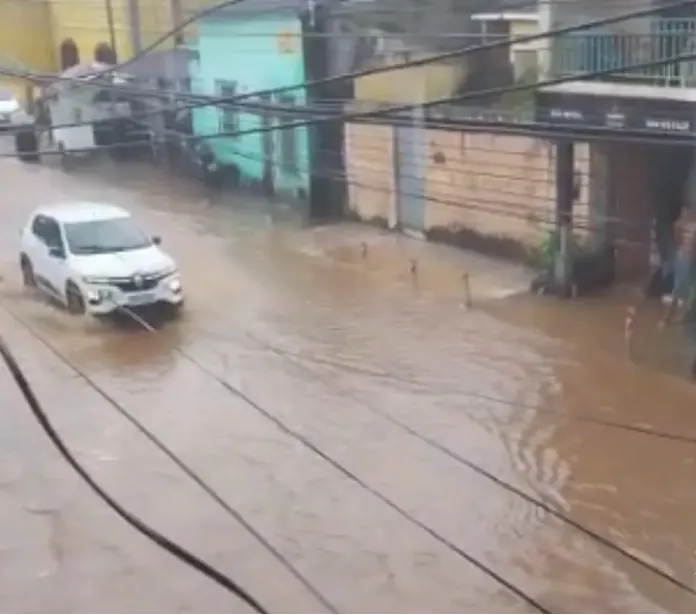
[216,80,238,133]
[277,94,298,174]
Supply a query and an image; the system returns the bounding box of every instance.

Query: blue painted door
[394,110,425,234]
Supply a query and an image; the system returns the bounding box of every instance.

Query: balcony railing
[550,18,696,87]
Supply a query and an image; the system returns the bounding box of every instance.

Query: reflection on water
[0,159,696,612]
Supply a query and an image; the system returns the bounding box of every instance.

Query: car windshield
[64,217,152,255]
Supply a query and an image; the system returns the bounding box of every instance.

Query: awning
[534,81,696,137]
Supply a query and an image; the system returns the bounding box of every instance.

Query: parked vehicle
[46,62,154,167]
[0,87,31,131]
[19,202,184,317]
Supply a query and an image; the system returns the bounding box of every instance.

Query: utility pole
[105,0,117,57]
[171,0,183,44]
[128,0,142,54]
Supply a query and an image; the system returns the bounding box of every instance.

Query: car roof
[35,202,132,224]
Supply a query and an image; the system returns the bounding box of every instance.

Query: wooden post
[410,259,417,286]
[462,272,472,309]
[624,305,636,360]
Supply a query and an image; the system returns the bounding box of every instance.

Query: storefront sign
[535,88,695,137]
[276,30,297,54]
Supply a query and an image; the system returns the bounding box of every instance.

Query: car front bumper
[81,276,184,316]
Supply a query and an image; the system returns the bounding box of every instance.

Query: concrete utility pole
[105,0,117,57]
[171,0,183,43]
[128,0,142,54]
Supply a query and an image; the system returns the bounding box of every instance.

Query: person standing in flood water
[659,206,696,378]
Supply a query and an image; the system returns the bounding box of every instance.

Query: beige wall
[344,123,395,225]
[345,122,591,255]
[354,52,466,104]
[424,131,588,247]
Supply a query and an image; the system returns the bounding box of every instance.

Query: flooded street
[1,150,696,613]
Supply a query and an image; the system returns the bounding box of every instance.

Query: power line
[237,325,696,598]
[6,69,696,151]
[210,328,696,446]
[0,291,550,612]
[0,306,338,613]
[6,0,695,130]
[0,125,668,250]
[0,332,269,614]
[0,134,656,246]
[13,275,696,603]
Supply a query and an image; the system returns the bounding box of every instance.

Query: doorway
[259,92,274,198]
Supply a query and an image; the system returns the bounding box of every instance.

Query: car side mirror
[152,235,162,245]
[48,246,65,259]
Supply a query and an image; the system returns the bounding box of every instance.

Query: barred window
[216,80,238,133]
[277,94,297,174]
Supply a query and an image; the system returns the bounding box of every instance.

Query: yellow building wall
[138,0,175,52]
[0,0,55,99]
[354,52,466,104]
[48,0,211,65]
[47,0,133,63]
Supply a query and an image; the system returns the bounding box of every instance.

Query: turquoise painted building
[190,1,311,204]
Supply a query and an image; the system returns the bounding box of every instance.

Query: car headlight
[86,288,113,302]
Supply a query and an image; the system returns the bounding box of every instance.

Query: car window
[31,215,47,241]
[63,217,152,255]
[43,218,63,248]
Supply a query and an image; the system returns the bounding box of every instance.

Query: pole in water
[409,259,418,286]
[462,272,472,309]
[624,305,636,360]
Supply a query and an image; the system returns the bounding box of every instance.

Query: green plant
[533,230,585,272]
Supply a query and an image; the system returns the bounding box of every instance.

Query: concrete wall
[344,122,591,259]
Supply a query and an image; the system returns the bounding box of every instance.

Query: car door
[41,216,69,300]
[28,215,53,291]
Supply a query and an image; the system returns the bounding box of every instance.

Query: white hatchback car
[19,202,183,316]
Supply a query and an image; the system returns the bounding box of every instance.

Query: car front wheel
[65,282,85,315]
[20,255,36,287]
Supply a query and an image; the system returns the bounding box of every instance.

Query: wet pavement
[1,148,696,613]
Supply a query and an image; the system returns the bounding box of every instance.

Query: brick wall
[344,123,396,226]
[344,122,590,257]
[423,131,589,249]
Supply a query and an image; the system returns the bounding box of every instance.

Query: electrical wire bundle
[2,0,696,611]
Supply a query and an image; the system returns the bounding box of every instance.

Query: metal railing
[550,18,696,87]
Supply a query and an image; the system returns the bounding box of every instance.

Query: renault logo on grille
[133,274,144,288]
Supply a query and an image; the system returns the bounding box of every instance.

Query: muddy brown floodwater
[1,151,696,614]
